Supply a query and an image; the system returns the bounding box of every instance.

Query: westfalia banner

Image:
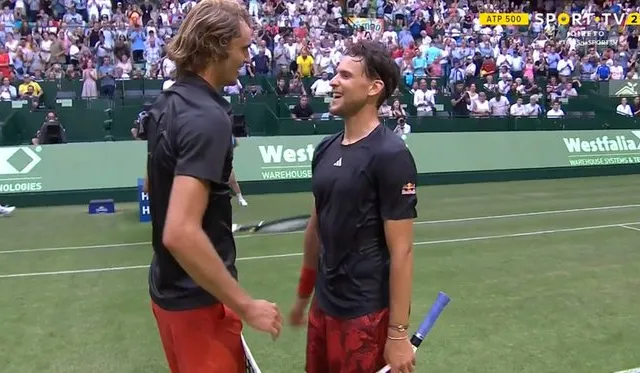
[1,130,639,194]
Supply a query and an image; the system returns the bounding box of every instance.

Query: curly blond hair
[167,0,251,77]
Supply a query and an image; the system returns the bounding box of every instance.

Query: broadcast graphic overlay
[479,11,640,47]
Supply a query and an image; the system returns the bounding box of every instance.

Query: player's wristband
[297,267,317,298]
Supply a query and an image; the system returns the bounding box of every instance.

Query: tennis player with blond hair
[144,1,282,372]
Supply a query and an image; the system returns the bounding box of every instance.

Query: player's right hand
[289,296,310,327]
[243,299,283,340]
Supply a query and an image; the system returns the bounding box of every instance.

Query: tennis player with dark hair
[290,40,418,373]
[145,0,282,372]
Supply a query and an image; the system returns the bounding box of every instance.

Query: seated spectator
[18,75,43,99]
[617,98,633,117]
[32,112,67,145]
[291,95,313,120]
[246,85,263,98]
[546,101,565,119]
[0,77,17,101]
[275,78,289,95]
[632,97,640,117]
[390,99,407,119]
[288,75,306,95]
[310,72,332,97]
[378,101,392,117]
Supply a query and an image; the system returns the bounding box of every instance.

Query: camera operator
[131,103,153,193]
[393,116,411,137]
[131,102,153,140]
[32,112,67,145]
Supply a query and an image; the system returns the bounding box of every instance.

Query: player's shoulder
[373,125,409,154]
[314,131,342,158]
[158,82,231,136]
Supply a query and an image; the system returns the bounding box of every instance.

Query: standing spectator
[489,92,510,117]
[251,47,271,76]
[296,48,314,77]
[129,24,146,63]
[143,35,162,72]
[98,56,116,97]
[82,59,99,98]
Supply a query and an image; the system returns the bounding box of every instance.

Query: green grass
[1,175,640,373]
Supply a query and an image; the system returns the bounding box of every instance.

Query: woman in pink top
[523,57,535,81]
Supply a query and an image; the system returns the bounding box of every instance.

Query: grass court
[1,175,639,373]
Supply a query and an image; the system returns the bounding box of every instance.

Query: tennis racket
[375,291,451,373]
[232,215,311,234]
[242,334,262,373]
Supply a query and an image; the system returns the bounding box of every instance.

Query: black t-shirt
[292,103,314,119]
[452,91,470,117]
[311,125,418,319]
[146,73,236,311]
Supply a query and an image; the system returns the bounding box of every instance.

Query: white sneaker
[0,205,16,216]
[238,197,248,207]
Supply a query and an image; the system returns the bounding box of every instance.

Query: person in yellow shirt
[296,49,314,78]
[18,76,43,98]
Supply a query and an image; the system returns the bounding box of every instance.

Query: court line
[614,367,640,373]
[620,225,640,233]
[1,221,638,279]
[2,203,639,255]
[413,203,640,225]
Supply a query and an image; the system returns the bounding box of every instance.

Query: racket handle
[374,346,418,373]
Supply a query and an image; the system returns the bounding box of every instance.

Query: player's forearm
[388,246,413,327]
[302,212,320,270]
[164,228,253,316]
[297,211,319,299]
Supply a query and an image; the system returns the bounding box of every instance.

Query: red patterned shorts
[306,301,389,373]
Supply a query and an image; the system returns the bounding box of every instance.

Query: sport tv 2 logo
[0,147,42,175]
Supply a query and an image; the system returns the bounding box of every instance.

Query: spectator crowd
[1,0,640,124]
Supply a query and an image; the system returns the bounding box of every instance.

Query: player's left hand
[384,334,416,373]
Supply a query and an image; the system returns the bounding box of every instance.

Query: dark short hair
[344,40,400,107]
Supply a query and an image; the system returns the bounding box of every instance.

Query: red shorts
[151,301,244,373]
[306,301,389,373]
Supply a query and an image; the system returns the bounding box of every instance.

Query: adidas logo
[333,157,342,167]
[614,82,638,97]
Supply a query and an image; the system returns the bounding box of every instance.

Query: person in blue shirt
[595,59,611,81]
[412,53,427,77]
[546,48,561,78]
